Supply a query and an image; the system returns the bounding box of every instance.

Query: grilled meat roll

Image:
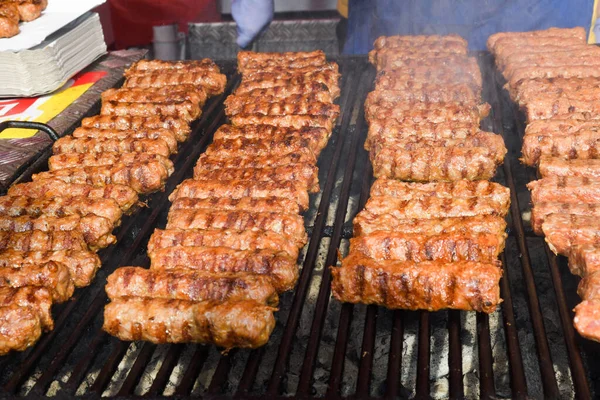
[525,119,600,137]
[569,245,600,277]
[148,228,299,260]
[103,298,275,348]
[81,115,190,142]
[101,85,207,106]
[0,286,53,329]
[72,127,178,152]
[237,50,326,72]
[354,213,507,237]
[531,203,600,236]
[205,136,316,160]
[371,146,504,182]
[32,161,172,194]
[170,179,309,211]
[170,196,301,215]
[7,180,138,213]
[0,195,122,225]
[226,85,332,103]
[0,261,73,302]
[194,152,316,172]
[350,231,505,263]
[574,299,600,342]
[0,304,41,355]
[0,249,100,288]
[373,33,467,50]
[542,214,600,256]
[369,47,469,70]
[522,133,600,166]
[236,72,340,98]
[100,100,201,122]
[106,267,278,305]
[367,86,478,105]
[365,120,479,151]
[0,214,115,250]
[211,125,329,156]
[124,70,227,96]
[225,98,340,119]
[125,59,220,75]
[0,3,19,38]
[49,152,174,172]
[365,101,490,124]
[149,246,298,292]
[0,230,87,252]
[53,136,172,158]
[528,177,600,205]
[539,158,600,178]
[508,66,600,90]
[525,96,600,122]
[331,254,502,313]
[373,54,474,73]
[230,114,336,132]
[364,195,509,220]
[370,178,510,203]
[165,209,307,246]
[373,65,482,91]
[487,27,586,52]
[193,164,319,193]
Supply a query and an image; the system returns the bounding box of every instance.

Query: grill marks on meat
[72,127,178,152]
[0,261,73,302]
[225,97,339,118]
[150,247,299,292]
[522,132,600,166]
[103,298,276,348]
[171,196,300,215]
[237,71,340,99]
[148,228,299,260]
[53,136,173,158]
[365,101,490,125]
[374,64,482,91]
[0,304,41,355]
[49,152,174,172]
[81,115,190,142]
[32,161,171,194]
[206,136,316,160]
[170,179,309,212]
[237,50,326,73]
[331,254,502,313]
[124,59,220,75]
[124,70,227,96]
[106,267,278,306]
[8,180,139,212]
[101,85,207,107]
[542,214,600,257]
[368,86,478,105]
[100,100,201,122]
[0,230,87,252]
[539,158,600,179]
[0,286,53,330]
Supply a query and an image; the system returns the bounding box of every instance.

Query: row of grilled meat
[332,34,509,313]
[489,27,600,342]
[102,50,341,349]
[0,58,226,355]
[0,0,47,38]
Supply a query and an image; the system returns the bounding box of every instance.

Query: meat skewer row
[512,77,600,105]
[505,56,600,82]
[539,158,600,179]
[365,102,490,124]
[8,180,138,213]
[103,298,275,348]
[487,27,586,52]
[542,214,600,256]
[374,54,476,74]
[242,62,339,79]
[226,86,333,104]
[525,97,600,122]
[367,85,479,105]
[205,135,317,160]
[236,73,340,99]
[225,97,340,118]
[0,249,100,288]
[373,33,467,50]
[106,267,279,306]
[373,67,482,91]
[522,133,600,166]
[148,228,299,260]
[507,66,600,92]
[0,214,115,250]
[525,119,600,137]
[369,47,470,69]
[528,177,600,204]
[500,47,600,75]
[149,246,299,293]
[530,203,600,236]
[0,261,73,302]
[32,161,172,195]
[81,115,190,142]
[237,50,326,73]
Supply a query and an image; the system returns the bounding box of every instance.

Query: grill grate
[0,55,598,399]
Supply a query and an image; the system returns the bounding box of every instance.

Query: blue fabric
[344,0,594,54]
[232,0,275,48]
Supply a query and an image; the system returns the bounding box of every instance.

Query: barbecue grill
[0,54,597,399]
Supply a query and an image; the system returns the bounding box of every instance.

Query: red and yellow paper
[0,71,106,139]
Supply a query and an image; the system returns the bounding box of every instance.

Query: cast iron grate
[0,55,597,399]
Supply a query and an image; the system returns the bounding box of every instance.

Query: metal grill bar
[447,310,463,399]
